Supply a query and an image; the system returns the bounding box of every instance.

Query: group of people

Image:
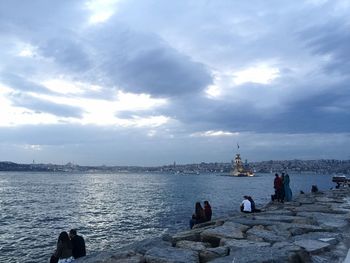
[240,195,261,213]
[50,229,86,263]
[273,172,293,202]
[189,201,212,229]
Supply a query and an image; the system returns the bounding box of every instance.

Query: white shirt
[241,199,252,212]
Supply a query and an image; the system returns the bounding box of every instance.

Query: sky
[0,0,349,166]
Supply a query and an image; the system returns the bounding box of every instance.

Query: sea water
[0,172,334,262]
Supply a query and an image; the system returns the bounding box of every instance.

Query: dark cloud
[86,23,212,97]
[38,37,92,72]
[9,93,84,118]
[0,73,51,94]
[301,21,350,74]
[158,77,350,134]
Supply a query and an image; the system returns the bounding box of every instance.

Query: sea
[0,171,335,262]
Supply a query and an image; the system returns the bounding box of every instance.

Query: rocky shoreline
[76,188,350,263]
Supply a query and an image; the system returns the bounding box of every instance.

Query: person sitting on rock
[311,185,319,193]
[69,229,86,259]
[203,200,212,221]
[247,196,261,212]
[189,202,206,229]
[240,196,252,213]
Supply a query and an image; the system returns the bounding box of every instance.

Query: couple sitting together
[189,201,212,229]
[240,195,261,213]
[50,229,86,263]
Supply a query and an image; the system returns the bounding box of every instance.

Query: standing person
[203,200,212,221]
[69,229,86,259]
[283,174,293,201]
[51,231,73,263]
[281,173,286,201]
[240,196,252,213]
[189,202,206,229]
[274,173,283,203]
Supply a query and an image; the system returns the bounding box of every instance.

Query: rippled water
[0,172,334,262]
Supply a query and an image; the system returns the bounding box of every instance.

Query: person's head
[69,229,77,239]
[247,196,253,201]
[204,200,210,206]
[58,231,70,243]
[243,195,249,200]
[195,202,202,209]
[275,173,279,177]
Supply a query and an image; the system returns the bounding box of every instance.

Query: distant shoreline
[1,159,349,174]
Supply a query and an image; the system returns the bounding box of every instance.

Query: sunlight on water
[0,172,333,262]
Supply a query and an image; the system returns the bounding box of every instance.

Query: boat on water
[332,175,350,187]
[231,153,255,177]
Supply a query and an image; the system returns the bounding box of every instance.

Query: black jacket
[71,235,86,259]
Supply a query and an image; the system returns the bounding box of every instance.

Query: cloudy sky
[0,0,349,166]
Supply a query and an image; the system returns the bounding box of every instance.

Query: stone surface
[212,246,309,263]
[292,204,335,213]
[246,225,287,243]
[226,217,274,227]
[292,231,341,244]
[296,211,349,228]
[220,238,270,249]
[252,215,307,223]
[192,220,218,229]
[127,238,171,255]
[171,229,204,244]
[74,251,144,263]
[199,247,229,263]
[200,222,248,245]
[144,246,199,263]
[175,240,208,251]
[294,239,332,253]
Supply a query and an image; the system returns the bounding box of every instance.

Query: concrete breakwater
[76,188,350,263]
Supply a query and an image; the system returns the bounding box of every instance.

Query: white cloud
[22,144,43,151]
[85,0,121,24]
[190,130,240,137]
[1,82,169,128]
[233,64,280,85]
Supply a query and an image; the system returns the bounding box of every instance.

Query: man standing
[69,229,86,259]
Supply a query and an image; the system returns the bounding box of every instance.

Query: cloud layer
[0,0,349,165]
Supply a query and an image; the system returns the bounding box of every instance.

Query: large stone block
[74,251,145,263]
[144,246,199,263]
[246,225,287,243]
[171,228,208,244]
[294,239,332,253]
[175,240,208,252]
[200,222,248,246]
[209,246,310,263]
[199,247,229,263]
[220,238,270,249]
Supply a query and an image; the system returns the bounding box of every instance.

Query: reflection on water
[0,172,333,262]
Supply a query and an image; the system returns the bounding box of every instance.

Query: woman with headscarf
[189,202,206,229]
[283,174,293,201]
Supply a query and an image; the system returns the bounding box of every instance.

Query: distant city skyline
[1,0,350,166]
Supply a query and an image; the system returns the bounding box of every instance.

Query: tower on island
[231,147,254,177]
